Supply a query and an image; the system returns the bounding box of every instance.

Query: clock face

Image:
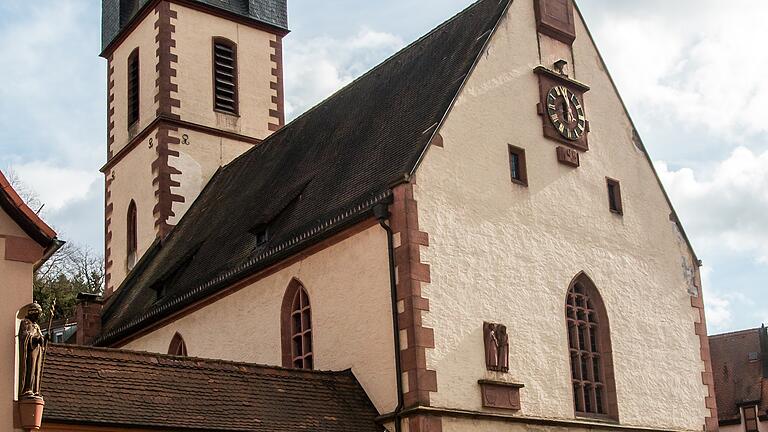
[546,86,586,141]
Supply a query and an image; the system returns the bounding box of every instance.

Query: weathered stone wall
[414,0,710,430]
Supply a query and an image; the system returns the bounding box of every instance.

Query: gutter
[374,202,404,432]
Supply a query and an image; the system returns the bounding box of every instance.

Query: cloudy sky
[0,0,764,333]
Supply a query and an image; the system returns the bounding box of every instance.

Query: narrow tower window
[126,200,138,271]
[281,279,313,369]
[566,273,619,420]
[127,49,140,127]
[213,38,238,115]
[168,332,188,356]
[508,144,528,186]
[606,178,623,215]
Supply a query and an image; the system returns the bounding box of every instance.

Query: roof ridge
[225,0,502,164]
[49,343,354,378]
[710,327,762,339]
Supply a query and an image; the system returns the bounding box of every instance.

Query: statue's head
[25,303,43,322]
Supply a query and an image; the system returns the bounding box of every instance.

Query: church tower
[100,0,288,295]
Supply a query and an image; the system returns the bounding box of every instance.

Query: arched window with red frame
[281,279,313,369]
[168,332,188,356]
[126,200,138,271]
[565,273,619,420]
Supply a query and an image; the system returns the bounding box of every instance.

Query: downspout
[374,203,404,432]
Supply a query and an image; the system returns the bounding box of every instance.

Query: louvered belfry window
[566,275,618,420]
[213,38,238,114]
[290,286,313,369]
[127,49,140,127]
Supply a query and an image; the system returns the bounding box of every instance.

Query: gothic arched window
[565,273,619,420]
[281,279,313,369]
[168,332,188,356]
[212,37,238,115]
[126,200,138,271]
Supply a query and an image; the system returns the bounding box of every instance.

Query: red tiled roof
[710,327,768,424]
[41,344,383,431]
[0,169,57,245]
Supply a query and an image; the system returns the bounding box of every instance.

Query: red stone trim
[107,55,116,159]
[104,173,115,296]
[0,170,57,243]
[268,37,285,132]
[389,183,440,431]
[154,2,180,120]
[151,125,185,238]
[692,267,719,432]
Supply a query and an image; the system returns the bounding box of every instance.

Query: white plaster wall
[414,0,708,430]
[122,225,398,413]
[0,212,36,432]
[172,4,277,140]
[167,128,254,226]
[108,133,158,290]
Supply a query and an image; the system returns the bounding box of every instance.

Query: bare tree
[7,168,104,321]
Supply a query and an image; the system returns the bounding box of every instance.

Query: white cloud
[590,0,768,141]
[11,161,100,212]
[284,28,404,118]
[656,147,768,264]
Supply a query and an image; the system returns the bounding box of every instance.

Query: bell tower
[100,0,288,295]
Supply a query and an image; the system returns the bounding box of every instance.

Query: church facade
[7,0,720,431]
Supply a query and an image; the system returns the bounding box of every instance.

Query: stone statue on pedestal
[18,303,47,399]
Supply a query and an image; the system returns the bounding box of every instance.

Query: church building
[6,0,719,431]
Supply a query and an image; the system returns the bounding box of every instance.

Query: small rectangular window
[213,38,238,115]
[127,49,140,127]
[508,145,528,186]
[744,406,759,432]
[606,178,623,215]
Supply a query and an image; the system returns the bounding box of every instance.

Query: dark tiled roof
[98,0,512,345]
[710,327,768,423]
[42,344,382,431]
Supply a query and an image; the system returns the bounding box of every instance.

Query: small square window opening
[508,145,528,186]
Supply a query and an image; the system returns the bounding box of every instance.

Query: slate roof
[98,0,512,345]
[710,327,768,424]
[42,344,382,431]
[102,0,288,52]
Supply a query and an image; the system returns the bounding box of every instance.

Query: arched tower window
[127,48,140,127]
[212,37,239,115]
[281,279,313,369]
[126,200,138,271]
[168,332,188,356]
[565,273,619,420]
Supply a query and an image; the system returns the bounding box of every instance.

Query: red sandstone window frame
[508,144,528,187]
[168,332,188,356]
[281,278,314,369]
[565,272,619,421]
[126,200,138,271]
[212,37,239,116]
[606,177,623,215]
[127,48,140,128]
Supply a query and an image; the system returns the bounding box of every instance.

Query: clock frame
[535,66,590,151]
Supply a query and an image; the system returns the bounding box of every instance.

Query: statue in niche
[18,303,47,399]
[484,322,509,372]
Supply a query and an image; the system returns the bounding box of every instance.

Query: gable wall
[413,0,709,430]
[119,224,398,413]
[0,209,36,432]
